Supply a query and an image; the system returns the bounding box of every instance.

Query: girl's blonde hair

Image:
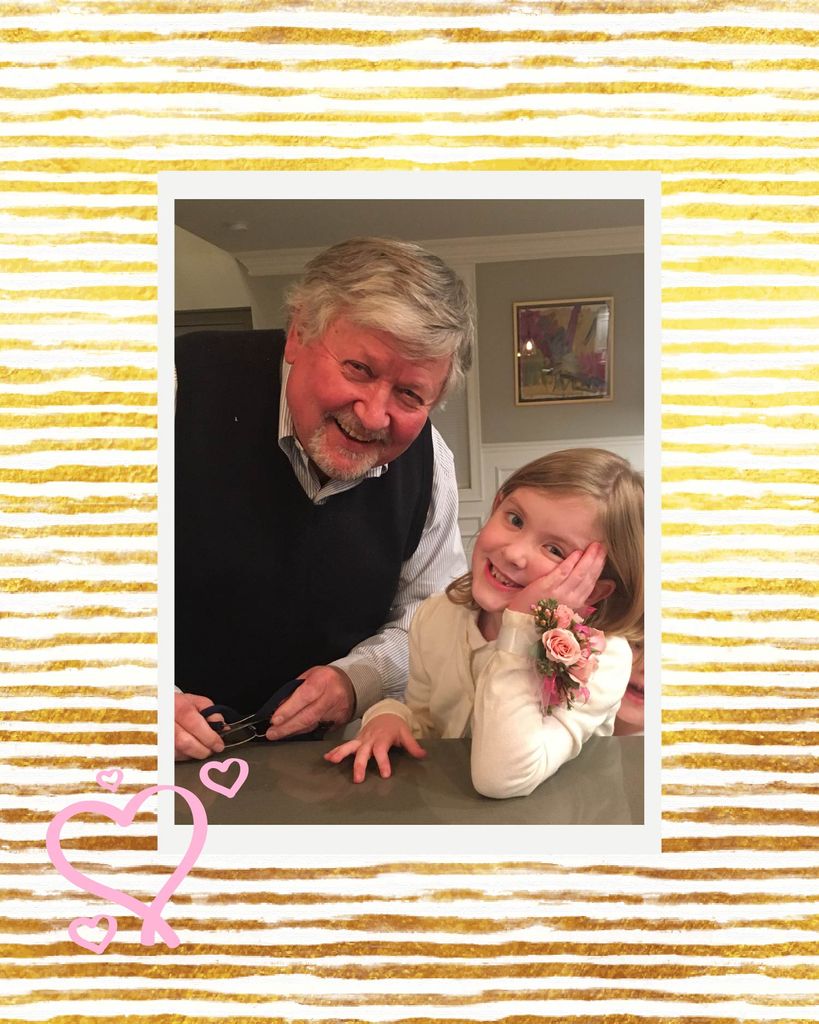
[447,448,644,643]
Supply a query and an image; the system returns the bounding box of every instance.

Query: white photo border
[157,171,662,858]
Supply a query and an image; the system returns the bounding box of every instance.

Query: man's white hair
[285,236,474,402]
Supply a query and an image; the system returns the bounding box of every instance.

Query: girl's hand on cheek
[508,542,606,615]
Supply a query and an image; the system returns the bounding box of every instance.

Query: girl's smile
[484,559,524,591]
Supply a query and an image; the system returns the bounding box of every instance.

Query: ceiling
[175,199,644,255]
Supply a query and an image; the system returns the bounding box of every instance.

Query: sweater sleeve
[360,596,438,739]
[470,610,632,799]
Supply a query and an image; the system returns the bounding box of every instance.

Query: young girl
[325,448,644,799]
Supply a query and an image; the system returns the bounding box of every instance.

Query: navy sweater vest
[175,329,433,712]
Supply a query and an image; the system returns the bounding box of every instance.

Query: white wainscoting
[457,434,644,554]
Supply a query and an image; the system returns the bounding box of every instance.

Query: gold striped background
[1,1,817,1020]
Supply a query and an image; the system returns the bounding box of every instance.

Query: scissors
[199,678,330,746]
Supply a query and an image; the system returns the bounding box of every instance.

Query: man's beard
[305,409,388,482]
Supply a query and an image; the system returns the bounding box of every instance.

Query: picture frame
[159,173,660,857]
[514,296,614,406]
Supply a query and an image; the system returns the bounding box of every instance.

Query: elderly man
[174,236,474,760]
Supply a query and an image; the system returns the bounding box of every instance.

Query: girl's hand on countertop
[324,713,426,783]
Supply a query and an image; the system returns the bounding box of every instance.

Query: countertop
[175,734,643,826]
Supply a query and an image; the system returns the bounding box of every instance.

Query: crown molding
[234,226,644,277]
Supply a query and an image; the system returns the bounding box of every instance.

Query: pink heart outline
[45,785,207,949]
[95,768,123,793]
[199,757,249,799]
[68,913,117,954]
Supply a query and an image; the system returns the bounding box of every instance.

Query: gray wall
[245,273,298,330]
[175,226,253,311]
[476,253,644,444]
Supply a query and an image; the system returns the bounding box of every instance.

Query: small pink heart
[95,768,123,793]
[68,914,117,954]
[199,757,249,799]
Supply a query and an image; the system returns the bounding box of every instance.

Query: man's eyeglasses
[199,678,329,747]
[200,705,272,748]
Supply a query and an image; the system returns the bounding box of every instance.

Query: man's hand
[265,665,356,741]
[174,691,224,762]
[508,541,608,617]
[323,712,427,783]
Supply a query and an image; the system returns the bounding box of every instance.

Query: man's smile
[332,417,381,445]
[330,410,389,447]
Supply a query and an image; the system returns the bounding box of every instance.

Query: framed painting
[514,296,614,405]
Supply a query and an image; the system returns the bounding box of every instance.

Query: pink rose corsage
[531,599,606,715]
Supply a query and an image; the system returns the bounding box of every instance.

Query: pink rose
[554,604,574,629]
[542,628,581,666]
[587,627,606,654]
[569,653,599,684]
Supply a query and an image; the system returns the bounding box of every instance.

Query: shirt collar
[277,359,297,446]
